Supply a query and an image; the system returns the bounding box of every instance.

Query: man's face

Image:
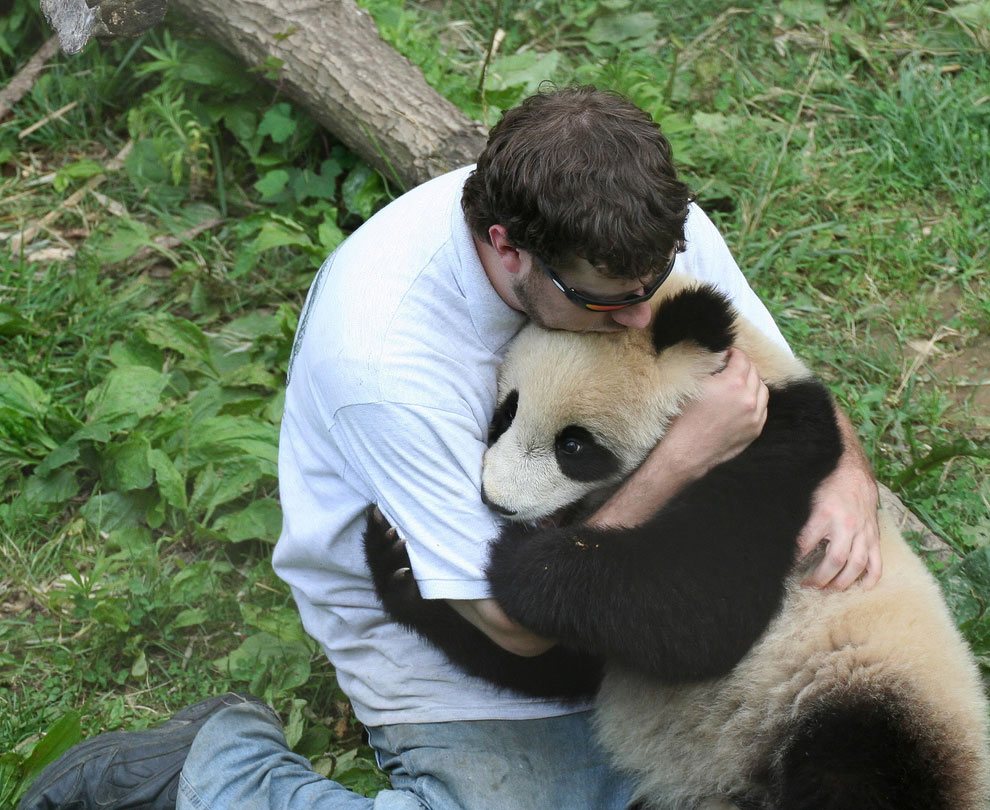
[512,255,656,333]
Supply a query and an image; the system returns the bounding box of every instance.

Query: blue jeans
[177,702,634,810]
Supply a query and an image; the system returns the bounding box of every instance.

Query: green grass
[2,0,989,805]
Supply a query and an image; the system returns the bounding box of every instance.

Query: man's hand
[669,346,770,475]
[798,410,882,591]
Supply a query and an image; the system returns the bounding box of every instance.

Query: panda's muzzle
[481,486,516,517]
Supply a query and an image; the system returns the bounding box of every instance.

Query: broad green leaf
[290,168,337,202]
[212,498,283,543]
[221,312,283,343]
[487,51,562,93]
[80,491,147,532]
[181,415,279,469]
[53,159,104,192]
[108,334,164,371]
[138,313,213,366]
[34,441,81,477]
[90,599,130,632]
[222,104,259,144]
[21,713,82,784]
[249,219,314,254]
[284,698,307,751]
[219,363,280,390]
[21,469,79,506]
[130,650,148,679]
[213,632,311,697]
[35,422,112,476]
[939,546,990,626]
[149,448,188,510]
[85,367,169,431]
[257,103,296,144]
[341,165,385,222]
[240,602,308,642]
[171,608,210,629]
[293,723,331,759]
[586,12,658,45]
[0,372,50,419]
[317,218,346,254]
[169,560,234,602]
[107,526,153,555]
[254,169,290,200]
[176,42,255,93]
[188,459,271,520]
[329,747,390,796]
[103,436,154,491]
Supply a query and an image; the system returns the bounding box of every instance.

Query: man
[21,86,880,810]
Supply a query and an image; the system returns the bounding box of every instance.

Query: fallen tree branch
[166,0,488,189]
[0,36,61,121]
[39,0,489,187]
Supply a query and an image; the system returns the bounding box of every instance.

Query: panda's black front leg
[486,382,842,683]
[362,505,603,699]
[364,505,422,615]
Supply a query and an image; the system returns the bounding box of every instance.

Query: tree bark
[168,0,488,189]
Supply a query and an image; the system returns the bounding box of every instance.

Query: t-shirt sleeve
[331,399,501,601]
[679,204,791,353]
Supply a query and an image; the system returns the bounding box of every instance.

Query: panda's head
[481,276,805,524]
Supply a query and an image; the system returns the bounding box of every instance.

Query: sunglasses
[533,251,676,312]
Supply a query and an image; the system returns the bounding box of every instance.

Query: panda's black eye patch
[489,390,519,446]
[555,426,620,482]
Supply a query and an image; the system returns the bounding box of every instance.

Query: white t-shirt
[272,165,789,727]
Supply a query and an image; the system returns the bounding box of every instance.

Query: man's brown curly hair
[462,85,694,281]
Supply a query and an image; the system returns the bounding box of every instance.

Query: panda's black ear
[651,285,736,354]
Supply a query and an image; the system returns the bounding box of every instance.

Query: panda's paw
[365,504,414,580]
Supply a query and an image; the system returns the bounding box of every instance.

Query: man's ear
[488,225,524,275]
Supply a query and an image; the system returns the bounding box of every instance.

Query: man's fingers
[860,532,884,590]
[825,545,870,591]
[802,541,846,589]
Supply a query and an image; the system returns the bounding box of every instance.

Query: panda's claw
[391,567,412,583]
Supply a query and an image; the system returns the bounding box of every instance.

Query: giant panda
[363,273,990,810]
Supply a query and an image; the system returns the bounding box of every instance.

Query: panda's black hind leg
[773,688,950,810]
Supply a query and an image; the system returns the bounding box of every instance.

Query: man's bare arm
[446,598,556,656]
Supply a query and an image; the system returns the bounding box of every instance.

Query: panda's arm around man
[361,335,779,695]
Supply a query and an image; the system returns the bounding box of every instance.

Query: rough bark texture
[168,0,488,189]
[41,0,488,187]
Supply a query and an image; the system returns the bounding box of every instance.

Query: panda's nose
[481,487,516,516]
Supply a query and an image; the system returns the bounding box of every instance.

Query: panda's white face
[482,322,721,524]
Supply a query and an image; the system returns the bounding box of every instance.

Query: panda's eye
[555,425,620,483]
[560,438,583,455]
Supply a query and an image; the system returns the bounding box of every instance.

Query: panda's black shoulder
[652,285,736,354]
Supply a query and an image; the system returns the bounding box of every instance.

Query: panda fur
[363,273,990,809]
